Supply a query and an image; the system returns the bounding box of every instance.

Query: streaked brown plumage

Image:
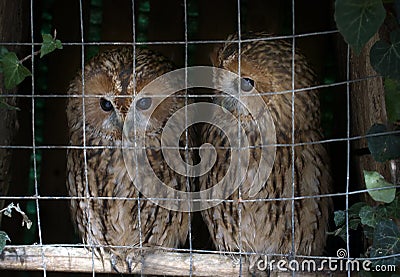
[200,33,332,269]
[66,48,190,272]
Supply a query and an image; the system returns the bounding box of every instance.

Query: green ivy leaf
[0,52,31,89]
[333,226,346,241]
[334,202,368,229]
[334,210,346,227]
[387,195,400,218]
[363,225,375,240]
[334,0,385,54]
[0,231,10,252]
[370,30,400,80]
[349,218,361,230]
[376,205,391,218]
[370,219,400,266]
[359,205,380,227]
[364,170,396,203]
[333,209,362,242]
[367,124,400,162]
[359,204,393,229]
[333,202,367,239]
[40,33,63,58]
[384,79,400,122]
[349,202,368,217]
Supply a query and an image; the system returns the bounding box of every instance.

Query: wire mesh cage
[0,0,399,276]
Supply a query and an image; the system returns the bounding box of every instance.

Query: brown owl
[200,33,332,270]
[66,47,190,272]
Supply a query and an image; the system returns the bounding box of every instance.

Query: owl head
[66,48,178,144]
[210,32,319,132]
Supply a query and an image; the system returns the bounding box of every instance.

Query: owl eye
[240,77,255,92]
[136,97,152,111]
[100,98,113,112]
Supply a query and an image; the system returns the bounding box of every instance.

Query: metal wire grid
[0,0,399,276]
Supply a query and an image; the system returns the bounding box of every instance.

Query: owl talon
[287,250,295,261]
[126,257,133,274]
[230,254,240,267]
[110,254,120,274]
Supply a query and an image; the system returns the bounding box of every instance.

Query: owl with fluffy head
[66,47,190,272]
[200,32,332,270]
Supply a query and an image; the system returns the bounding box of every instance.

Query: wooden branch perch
[0,245,244,276]
[0,245,343,276]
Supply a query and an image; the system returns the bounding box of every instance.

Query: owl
[66,47,191,272]
[200,33,332,270]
